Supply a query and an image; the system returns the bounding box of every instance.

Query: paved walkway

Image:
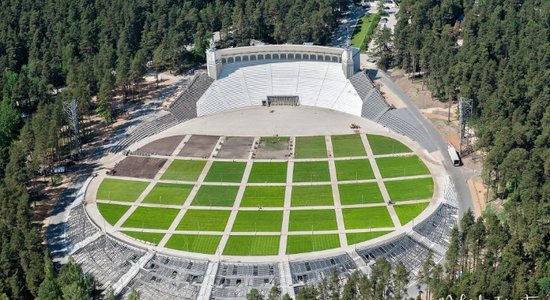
[326,136,349,247]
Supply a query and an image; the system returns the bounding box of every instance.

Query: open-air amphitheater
[55,44,462,299]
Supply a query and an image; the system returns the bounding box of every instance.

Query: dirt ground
[216,136,254,159]
[379,83,406,109]
[136,135,184,156]
[112,156,167,179]
[389,70,447,110]
[178,135,220,158]
[255,138,291,159]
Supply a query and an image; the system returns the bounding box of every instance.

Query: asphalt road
[331,4,366,47]
[376,71,475,216]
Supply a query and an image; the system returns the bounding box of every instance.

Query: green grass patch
[286,234,340,254]
[122,207,179,229]
[97,178,149,202]
[346,231,391,245]
[335,159,375,181]
[231,211,283,232]
[97,203,130,225]
[248,162,287,183]
[122,231,165,245]
[161,160,206,181]
[288,210,338,231]
[240,186,286,207]
[165,234,221,254]
[351,13,382,51]
[142,183,193,205]
[176,209,231,231]
[385,177,434,201]
[367,135,411,155]
[223,235,280,256]
[393,202,429,225]
[376,155,430,178]
[342,207,394,229]
[294,136,327,158]
[191,185,239,207]
[331,135,367,157]
[260,136,289,151]
[291,185,334,206]
[204,161,247,182]
[293,161,331,182]
[338,183,384,205]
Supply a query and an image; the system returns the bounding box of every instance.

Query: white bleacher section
[356,234,442,275]
[119,254,209,300]
[72,235,145,288]
[65,204,100,249]
[348,71,390,121]
[412,177,459,247]
[211,263,280,299]
[378,109,437,152]
[290,254,357,286]
[197,60,363,116]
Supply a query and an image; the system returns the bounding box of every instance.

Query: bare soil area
[255,138,291,159]
[178,135,220,158]
[112,156,167,179]
[217,137,254,159]
[136,135,184,156]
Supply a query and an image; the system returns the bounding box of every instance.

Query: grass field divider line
[391,199,432,205]
[113,158,174,230]
[249,137,260,160]
[325,136,348,247]
[216,159,254,256]
[104,202,182,210]
[212,136,225,158]
[102,175,152,183]
[170,134,192,157]
[156,157,217,249]
[370,152,415,159]
[290,136,296,159]
[381,174,433,182]
[278,159,294,255]
[360,134,402,228]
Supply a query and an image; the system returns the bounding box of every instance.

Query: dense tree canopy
[0,0,348,298]
[393,0,550,298]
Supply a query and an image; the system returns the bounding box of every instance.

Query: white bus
[448,145,462,166]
